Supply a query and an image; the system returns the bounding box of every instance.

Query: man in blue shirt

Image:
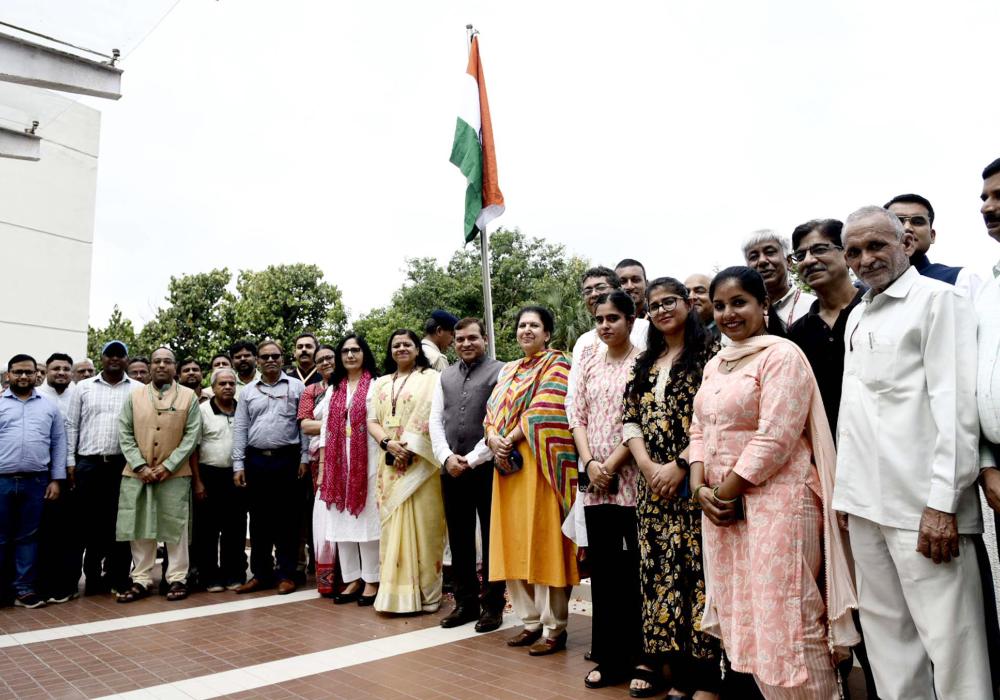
[0,354,67,609]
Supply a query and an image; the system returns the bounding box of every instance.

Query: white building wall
[0,99,100,367]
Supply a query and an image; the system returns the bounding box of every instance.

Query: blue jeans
[0,473,48,596]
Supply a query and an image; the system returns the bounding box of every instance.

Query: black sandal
[584,665,626,689]
[165,581,188,601]
[628,666,665,698]
[116,583,149,604]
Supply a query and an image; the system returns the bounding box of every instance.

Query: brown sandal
[165,582,189,601]
[116,583,149,604]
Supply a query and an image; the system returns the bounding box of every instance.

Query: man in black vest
[429,317,506,632]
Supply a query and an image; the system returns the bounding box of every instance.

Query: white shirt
[198,399,236,468]
[566,318,649,420]
[977,260,1000,447]
[36,382,76,418]
[65,373,146,466]
[428,369,498,469]
[421,339,449,372]
[834,267,982,533]
[956,267,984,301]
[771,284,817,328]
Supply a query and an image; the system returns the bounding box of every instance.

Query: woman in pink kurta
[688,267,858,699]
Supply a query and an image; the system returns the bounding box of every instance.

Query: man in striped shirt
[66,340,146,596]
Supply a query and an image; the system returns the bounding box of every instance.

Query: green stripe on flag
[449,117,483,243]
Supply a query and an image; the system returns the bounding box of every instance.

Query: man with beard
[66,340,145,595]
[886,193,981,299]
[684,273,718,339]
[615,259,648,319]
[286,333,323,386]
[230,340,259,397]
[742,229,816,328]
[115,347,202,603]
[0,354,66,609]
[177,358,209,404]
[71,358,95,383]
[835,206,990,699]
[233,340,306,595]
[34,353,80,604]
[36,353,76,416]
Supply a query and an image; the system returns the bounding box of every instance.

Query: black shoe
[474,608,503,633]
[333,588,361,605]
[14,592,46,609]
[440,604,479,628]
[357,593,377,607]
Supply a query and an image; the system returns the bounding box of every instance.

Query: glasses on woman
[341,348,362,356]
[790,243,843,263]
[315,355,335,365]
[648,297,683,314]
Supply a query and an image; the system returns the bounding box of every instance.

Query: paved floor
[0,576,871,699]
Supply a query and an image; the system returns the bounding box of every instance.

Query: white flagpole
[467,24,497,359]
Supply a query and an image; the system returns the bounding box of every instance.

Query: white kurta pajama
[835,267,991,700]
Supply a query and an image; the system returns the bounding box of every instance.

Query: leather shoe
[440,604,479,629]
[528,630,567,656]
[357,593,377,607]
[506,628,543,647]
[234,578,271,594]
[475,609,503,633]
[276,579,296,595]
[333,588,361,604]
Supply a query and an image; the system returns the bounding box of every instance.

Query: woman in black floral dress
[622,277,720,699]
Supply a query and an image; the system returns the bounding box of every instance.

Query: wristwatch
[675,456,690,471]
[132,464,148,473]
[379,437,390,451]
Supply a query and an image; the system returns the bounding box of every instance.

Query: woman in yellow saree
[367,329,446,613]
[485,306,579,656]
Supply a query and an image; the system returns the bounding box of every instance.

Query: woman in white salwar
[314,334,382,605]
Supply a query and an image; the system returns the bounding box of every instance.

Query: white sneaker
[206,584,225,593]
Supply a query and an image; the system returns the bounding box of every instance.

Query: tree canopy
[88,231,590,368]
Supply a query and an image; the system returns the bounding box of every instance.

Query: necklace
[604,343,636,365]
[390,371,412,416]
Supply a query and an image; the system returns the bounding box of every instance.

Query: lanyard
[390,371,412,416]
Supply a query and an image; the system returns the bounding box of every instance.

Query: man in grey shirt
[232,340,306,595]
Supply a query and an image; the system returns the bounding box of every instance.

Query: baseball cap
[101,340,129,356]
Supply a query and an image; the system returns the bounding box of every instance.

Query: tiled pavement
[0,579,870,699]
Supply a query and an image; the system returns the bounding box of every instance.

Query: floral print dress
[622,346,719,663]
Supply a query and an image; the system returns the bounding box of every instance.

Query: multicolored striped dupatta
[484,349,578,518]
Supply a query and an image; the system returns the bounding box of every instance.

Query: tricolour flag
[449,35,504,243]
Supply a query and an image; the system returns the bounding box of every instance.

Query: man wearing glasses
[885,193,982,299]
[232,340,307,595]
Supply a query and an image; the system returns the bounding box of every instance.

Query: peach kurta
[690,341,829,689]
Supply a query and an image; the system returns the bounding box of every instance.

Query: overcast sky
[68,0,1000,328]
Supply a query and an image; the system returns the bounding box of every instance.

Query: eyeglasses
[648,297,684,314]
[896,215,929,227]
[790,243,843,263]
[9,369,36,376]
[341,348,362,356]
[582,282,612,297]
[315,355,335,364]
[258,353,281,361]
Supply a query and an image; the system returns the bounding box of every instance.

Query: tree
[354,229,590,363]
[231,264,348,350]
[87,305,138,361]
[136,269,236,361]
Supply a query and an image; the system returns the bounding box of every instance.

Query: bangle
[713,486,739,503]
[692,484,709,499]
[585,458,597,469]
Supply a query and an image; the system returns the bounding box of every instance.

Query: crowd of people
[2,157,1000,699]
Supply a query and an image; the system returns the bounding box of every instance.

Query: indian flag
[450,35,505,243]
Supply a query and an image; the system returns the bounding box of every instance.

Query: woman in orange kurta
[688,267,858,700]
[485,306,579,656]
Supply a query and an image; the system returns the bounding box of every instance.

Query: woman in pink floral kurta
[689,267,857,699]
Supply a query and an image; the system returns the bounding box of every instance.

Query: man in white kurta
[834,206,990,700]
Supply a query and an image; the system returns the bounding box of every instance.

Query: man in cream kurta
[116,347,202,601]
[834,206,990,700]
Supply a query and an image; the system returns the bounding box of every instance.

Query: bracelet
[713,486,739,503]
[585,458,598,470]
[692,484,710,499]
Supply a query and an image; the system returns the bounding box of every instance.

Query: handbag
[494,449,524,476]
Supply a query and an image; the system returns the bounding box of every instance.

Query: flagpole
[467,24,497,359]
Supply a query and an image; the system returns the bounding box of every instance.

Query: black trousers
[585,504,642,675]
[192,465,248,588]
[36,490,79,598]
[245,446,299,584]
[73,455,132,591]
[441,463,505,612]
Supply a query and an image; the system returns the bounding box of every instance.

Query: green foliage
[88,265,347,363]
[87,305,138,361]
[353,229,590,363]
